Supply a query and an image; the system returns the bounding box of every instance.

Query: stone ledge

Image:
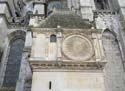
[29,60,107,71]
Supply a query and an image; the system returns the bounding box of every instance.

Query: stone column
[0,38,9,87]
[57,32,62,61]
[25,31,32,51]
[48,41,57,60]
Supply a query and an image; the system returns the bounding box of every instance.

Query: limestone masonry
[0,0,125,91]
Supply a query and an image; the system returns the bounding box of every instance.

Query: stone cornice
[29,59,107,71]
[31,28,102,34]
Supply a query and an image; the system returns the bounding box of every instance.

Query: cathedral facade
[0,0,125,91]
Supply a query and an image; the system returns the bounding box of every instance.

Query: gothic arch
[3,30,26,87]
[102,28,118,56]
[102,29,124,91]
[102,28,117,38]
[8,30,26,43]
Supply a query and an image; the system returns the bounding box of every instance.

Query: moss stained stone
[38,11,92,29]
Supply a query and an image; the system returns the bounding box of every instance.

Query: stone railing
[93,10,118,14]
[93,10,118,18]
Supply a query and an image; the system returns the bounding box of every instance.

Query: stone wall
[31,72,104,91]
[0,17,8,52]
[95,11,125,91]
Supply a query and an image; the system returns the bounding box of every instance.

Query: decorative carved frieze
[29,60,106,71]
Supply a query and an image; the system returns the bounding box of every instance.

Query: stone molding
[62,34,94,61]
[29,60,106,71]
[30,28,106,71]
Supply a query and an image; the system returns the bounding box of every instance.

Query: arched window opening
[3,38,25,87]
[47,1,62,15]
[94,0,109,10]
[50,34,57,42]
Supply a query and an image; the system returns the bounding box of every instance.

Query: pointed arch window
[94,0,110,10]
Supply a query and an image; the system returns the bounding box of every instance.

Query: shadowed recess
[3,39,25,88]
